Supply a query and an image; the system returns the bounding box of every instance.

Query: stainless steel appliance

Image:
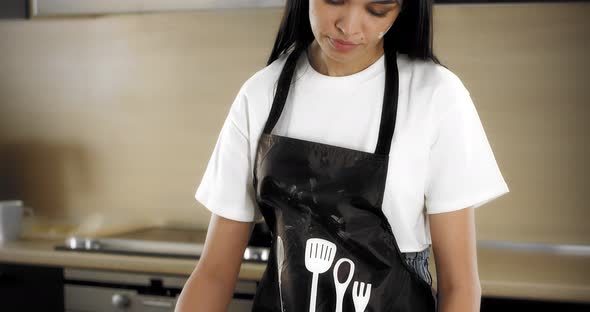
[55,226,271,311]
[63,268,257,312]
[55,226,270,262]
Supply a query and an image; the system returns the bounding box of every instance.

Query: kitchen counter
[1,238,589,303]
[0,238,265,280]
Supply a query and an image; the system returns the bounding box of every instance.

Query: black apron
[251,46,436,312]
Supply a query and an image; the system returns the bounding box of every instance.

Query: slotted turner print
[305,238,337,312]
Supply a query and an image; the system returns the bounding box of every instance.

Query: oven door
[64,268,255,312]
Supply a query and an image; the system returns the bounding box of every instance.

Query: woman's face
[309,0,402,64]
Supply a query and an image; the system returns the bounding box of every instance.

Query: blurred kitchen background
[0,0,588,311]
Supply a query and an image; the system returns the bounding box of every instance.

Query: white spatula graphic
[305,238,337,312]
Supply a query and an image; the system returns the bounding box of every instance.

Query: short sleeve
[424,83,509,214]
[195,88,259,222]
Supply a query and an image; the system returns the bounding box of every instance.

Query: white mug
[0,200,31,243]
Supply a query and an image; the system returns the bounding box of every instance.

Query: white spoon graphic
[332,258,355,312]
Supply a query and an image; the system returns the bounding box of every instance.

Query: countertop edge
[2,239,589,303]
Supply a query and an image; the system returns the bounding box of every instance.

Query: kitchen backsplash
[0,4,588,244]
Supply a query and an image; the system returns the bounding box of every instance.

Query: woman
[176,0,509,311]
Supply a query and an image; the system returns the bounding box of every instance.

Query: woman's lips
[329,37,358,52]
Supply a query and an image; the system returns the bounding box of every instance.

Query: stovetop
[54,226,271,263]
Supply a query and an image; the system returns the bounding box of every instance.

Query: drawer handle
[142,299,174,308]
[112,293,131,309]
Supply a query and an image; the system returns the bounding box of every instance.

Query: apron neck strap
[262,45,399,156]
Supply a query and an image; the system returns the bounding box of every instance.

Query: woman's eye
[323,0,391,18]
[368,9,388,17]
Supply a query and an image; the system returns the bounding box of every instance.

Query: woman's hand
[175,214,253,312]
[429,207,482,312]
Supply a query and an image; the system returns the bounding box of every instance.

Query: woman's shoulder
[239,52,290,100]
[226,53,291,132]
[399,53,468,96]
[398,53,471,116]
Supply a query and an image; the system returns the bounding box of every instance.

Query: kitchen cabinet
[1,261,589,311]
[28,0,578,18]
[29,0,284,17]
[481,297,590,312]
[0,262,254,312]
[0,262,64,311]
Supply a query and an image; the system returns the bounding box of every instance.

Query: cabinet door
[0,262,64,311]
[228,298,253,312]
[229,280,257,311]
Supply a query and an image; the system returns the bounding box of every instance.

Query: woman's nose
[335,10,363,37]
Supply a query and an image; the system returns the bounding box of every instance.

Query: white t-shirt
[195,50,509,252]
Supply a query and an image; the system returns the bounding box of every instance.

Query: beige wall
[0,4,588,242]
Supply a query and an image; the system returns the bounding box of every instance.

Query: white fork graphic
[352,281,372,312]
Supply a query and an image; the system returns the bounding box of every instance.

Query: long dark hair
[266,0,442,67]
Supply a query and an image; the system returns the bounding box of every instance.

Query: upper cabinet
[28,0,583,18]
[30,0,286,17]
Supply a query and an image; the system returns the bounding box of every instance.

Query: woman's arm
[175,213,253,312]
[429,207,482,312]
